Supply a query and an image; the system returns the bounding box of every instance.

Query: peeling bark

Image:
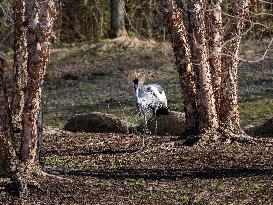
[20,0,56,170]
[11,0,28,130]
[187,0,219,131]
[208,0,222,117]
[162,0,249,138]
[161,0,198,130]
[221,0,250,133]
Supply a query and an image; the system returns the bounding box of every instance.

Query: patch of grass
[75,83,95,94]
[193,196,204,204]
[93,68,114,77]
[46,155,65,166]
[175,194,190,203]
[240,99,273,127]
[240,183,264,193]
[124,178,146,187]
[54,42,77,49]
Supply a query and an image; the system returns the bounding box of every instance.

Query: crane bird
[133,78,169,149]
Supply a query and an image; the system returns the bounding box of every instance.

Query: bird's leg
[153,115,158,144]
[142,113,147,150]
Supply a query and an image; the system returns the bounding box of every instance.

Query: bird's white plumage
[133,79,169,149]
[149,86,167,108]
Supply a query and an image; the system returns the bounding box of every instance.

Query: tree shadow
[41,147,141,157]
[1,180,20,198]
[43,166,273,181]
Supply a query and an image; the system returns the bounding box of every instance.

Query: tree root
[176,128,273,147]
[9,165,72,200]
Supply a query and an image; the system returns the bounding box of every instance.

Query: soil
[1,128,273,204]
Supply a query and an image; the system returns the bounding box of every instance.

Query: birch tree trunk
[187,0,219,131]
[110,0,127,38]
[208,0,222,117]
[20,0,56,170]
[220,0,250,133]
[162,0,250,139]
[11,0,28,131]
[162,0,198,130]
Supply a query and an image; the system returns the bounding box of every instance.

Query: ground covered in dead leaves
[1,127,273,205]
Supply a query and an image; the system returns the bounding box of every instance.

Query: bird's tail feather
[156,107,169,116]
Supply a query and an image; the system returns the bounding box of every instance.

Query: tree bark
[220,0,250,133]
[208,0,222,117]
[162,0,198,130]
[110,0,127,38]
[187,0,219,131]
[11,0,28,131]
[20,0,56,170]
[0,51,18,177]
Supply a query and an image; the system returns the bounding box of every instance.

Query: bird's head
[133,78,138,85]
[133,78,139,92]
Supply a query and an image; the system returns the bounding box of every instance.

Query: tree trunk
[187,0,219,131]
[110,0,127,38]
[208,0,222,117]
[11,0,28,131]
[220,0,250,133]
[162,0,198,130]
[20,0,56,170]
[162,0,250,139]
[0,51,18,177]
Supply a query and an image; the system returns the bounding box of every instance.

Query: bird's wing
[145,85,167,107]
[149,84,164,94]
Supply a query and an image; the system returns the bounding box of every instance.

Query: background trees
[110,0,127,38]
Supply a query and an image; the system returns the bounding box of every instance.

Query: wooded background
[0,0,272,46]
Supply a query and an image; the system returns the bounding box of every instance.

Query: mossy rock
[138,111,186,136]
[64,112,136,133]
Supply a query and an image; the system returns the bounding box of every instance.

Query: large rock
[64,112,136,133]
[245,118,273,137]
[138,111,186,136]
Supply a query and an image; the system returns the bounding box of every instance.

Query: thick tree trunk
[0,51,18,177]
[162,0,198,130]
[20,0,56,170]
[162,0,251,141]
[11,0,28,131]
[220,0,250,133]
[187,0,219,131]
[110,0,127,38]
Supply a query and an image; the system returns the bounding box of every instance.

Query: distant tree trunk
[20,0,56,171]
[110,0,127,38]
[11,0,28,131]
[162,0,250,139]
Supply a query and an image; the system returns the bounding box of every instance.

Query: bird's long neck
[134,83,139,96]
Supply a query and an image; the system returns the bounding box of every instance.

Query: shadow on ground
[44,166,273,180]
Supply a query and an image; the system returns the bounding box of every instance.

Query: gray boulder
[138,111,186,136]
[64,112,136,133]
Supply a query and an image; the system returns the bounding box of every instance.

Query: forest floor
[1,37,273,204]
